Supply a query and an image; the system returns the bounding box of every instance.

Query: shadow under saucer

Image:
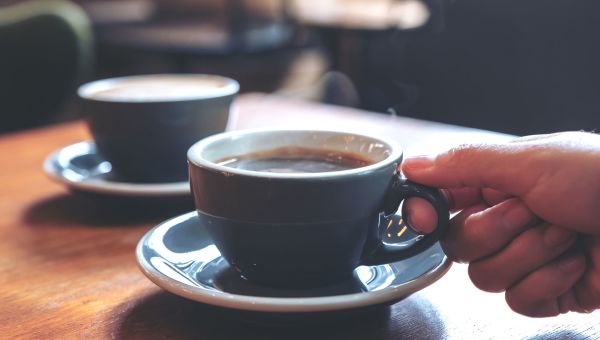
[115,290,446,337]
[23,192,194,228]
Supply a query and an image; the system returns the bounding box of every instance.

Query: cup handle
[360,175,450,265]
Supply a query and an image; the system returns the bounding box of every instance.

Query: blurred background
[1,0,600,135]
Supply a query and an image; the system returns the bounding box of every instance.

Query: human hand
[401,131,600,317]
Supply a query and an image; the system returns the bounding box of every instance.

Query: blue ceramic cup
[79,74,239,183]
[187,129,449,288]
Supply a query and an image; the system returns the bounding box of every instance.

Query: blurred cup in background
[78,74,239,183]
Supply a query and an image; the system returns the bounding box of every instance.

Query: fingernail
[558,255,584,273]
[403,155,435,170]
[502,200,535,232]
[544,225,576,248]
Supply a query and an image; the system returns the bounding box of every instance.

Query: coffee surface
[89,76,229,101]
[217,147,374,173]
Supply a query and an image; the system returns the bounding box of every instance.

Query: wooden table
[1,94,598,339]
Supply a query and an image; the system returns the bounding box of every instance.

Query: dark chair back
[0,0,93,132]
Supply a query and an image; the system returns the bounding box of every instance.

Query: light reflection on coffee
[217,146,375,173]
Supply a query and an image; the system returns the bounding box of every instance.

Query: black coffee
[217,147,374,173]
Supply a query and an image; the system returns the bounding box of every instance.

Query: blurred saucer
[43,141,190,197]
[136,211,451,313]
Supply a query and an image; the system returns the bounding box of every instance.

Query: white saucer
[43,141,190,197]
[136,211,452,313]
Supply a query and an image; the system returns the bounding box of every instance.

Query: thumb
[401,144,541,196]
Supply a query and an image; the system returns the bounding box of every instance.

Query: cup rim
[77,73,240,103]
[187,128,403,179]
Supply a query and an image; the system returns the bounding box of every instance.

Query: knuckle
[504,294,559,318]
[468,263,507,293]
[441,144,477,169]
[579,306,598,314]
[441,143,494,164]
[439,239,469,263]
[578,281,600,313]
[504,293,527,316]
[459,211,502,260]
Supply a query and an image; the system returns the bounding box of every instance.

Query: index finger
[402,144,541,197]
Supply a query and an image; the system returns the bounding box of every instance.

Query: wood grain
[0,93,598,339]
